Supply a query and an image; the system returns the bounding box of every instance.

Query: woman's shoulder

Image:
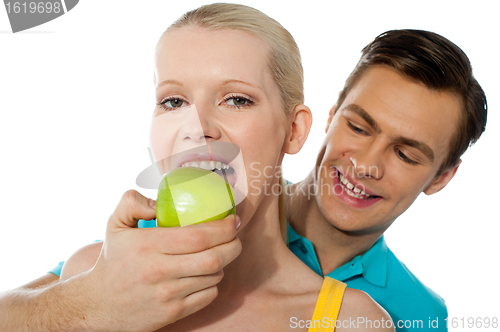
[337,287,395,331]
[59,241,103,280]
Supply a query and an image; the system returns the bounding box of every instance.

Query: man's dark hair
[335,29,487,176]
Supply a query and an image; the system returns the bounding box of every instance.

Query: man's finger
[176,285,219,321]
[147,214,240,255]
[108,190,157,230]
[165,270,225,300]
[167,235,242,277]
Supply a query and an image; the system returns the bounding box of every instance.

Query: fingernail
[234,215,241,230]
[149,199,157,209]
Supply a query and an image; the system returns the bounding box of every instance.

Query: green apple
[156,167,236,227]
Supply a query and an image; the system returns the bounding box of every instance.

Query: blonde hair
[162,3,304,240]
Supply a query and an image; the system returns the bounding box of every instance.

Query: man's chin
[317,200,390,235]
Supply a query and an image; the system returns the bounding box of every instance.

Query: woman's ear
[423,159,461,195]
[283,104,312,155]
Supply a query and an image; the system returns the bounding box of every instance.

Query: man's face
[316,66,461,234]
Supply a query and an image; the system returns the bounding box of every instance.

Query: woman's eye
[224,96,253,108]
[396,149,418,165]
[166,99,184,107]
[157,97,188,111]
[228,97,247,106]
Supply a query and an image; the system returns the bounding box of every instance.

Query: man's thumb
[108,190,156,230]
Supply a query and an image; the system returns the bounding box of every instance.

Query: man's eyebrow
[343,104,381,133]
[158,79,183,88]
[393,136,435,162]
[222,79,263,92]
[343,103,435,162]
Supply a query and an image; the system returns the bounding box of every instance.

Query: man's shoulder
[384,248,447,315]
[342,241,447,329]
[347,245,448,330]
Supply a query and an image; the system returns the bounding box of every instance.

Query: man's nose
[350,145,384,180]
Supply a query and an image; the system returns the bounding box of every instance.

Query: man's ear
[423,159,462,195]
[325,104,336,133]
[326,92,341,133]
[283,104,312,155]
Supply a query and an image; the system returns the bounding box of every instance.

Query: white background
[1,0,498,329]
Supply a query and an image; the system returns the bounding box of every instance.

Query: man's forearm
[0,273,95,332]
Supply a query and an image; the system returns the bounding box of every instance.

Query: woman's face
[150,26,289,224]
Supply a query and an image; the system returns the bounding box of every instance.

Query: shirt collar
[355,236,388,287]
[287,222,303,244]
[327,236,388,287]
[287,222,388,288]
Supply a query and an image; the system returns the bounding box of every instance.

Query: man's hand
[0,190,241,332]
[78,190,242,332]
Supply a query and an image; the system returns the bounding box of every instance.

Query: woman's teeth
[181,160,230,171]
[338,173,371,199]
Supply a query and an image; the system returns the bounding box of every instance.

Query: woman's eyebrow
[222,79,263,92]
[158,79,183,88]
[157,79,262,92]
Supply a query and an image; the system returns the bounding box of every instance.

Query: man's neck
[287,171,386,276]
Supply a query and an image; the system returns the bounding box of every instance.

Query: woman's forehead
[154,26,273,89]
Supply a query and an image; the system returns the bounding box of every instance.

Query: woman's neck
[157,185,326,331]
[218,191,290,293]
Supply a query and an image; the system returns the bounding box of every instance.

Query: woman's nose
[179,104,221,144]
[180,106,206,143]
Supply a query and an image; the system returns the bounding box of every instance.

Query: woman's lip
[175,154,238,189]
[213,167,237,189]
[175,153,232,169]
[179,160,231,170]
[159,142,243,197]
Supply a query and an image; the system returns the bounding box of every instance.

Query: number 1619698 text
[445,317,498,329]
[5,2,62,14]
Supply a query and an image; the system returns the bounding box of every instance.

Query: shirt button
[349,256,361,269]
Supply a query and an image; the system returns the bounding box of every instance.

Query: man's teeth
[181,160,230,171]
[339,173,370,198]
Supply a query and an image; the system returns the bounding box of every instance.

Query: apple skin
[156,167,236,227]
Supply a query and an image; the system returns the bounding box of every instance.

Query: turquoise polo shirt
[287,223,448,331]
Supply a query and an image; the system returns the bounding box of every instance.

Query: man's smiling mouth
[337,172,380,200]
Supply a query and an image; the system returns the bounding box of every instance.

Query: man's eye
[396,149,418,165]
[347,121,366,134]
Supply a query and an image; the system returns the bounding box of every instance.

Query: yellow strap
[308,277,347,332]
